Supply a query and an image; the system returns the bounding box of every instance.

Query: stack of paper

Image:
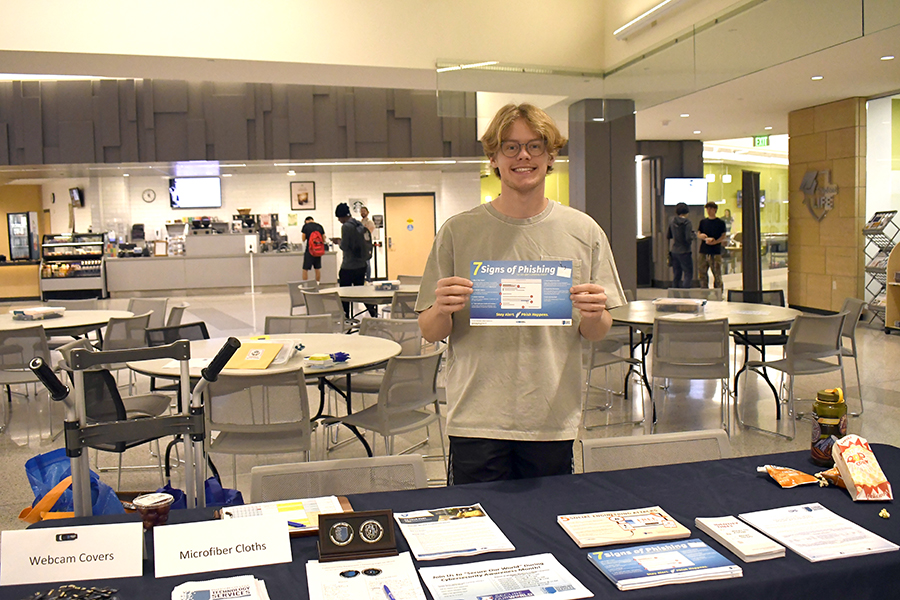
[12,306,65,320]
[557,506,691,548]
[588,539,743,591]
[652,297,706,312]
[394,503,514,560]
[695,516,785,562]
[172,574,269,600]
[221,495,346,534]
[738,503,899,562]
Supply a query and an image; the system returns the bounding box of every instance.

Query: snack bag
[832,435,893,501]
[757,465,818,488]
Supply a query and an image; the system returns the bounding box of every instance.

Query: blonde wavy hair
[481,103,567,178]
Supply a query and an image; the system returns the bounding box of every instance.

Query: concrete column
[568,99,636,292]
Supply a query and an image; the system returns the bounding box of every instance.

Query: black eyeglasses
[499,139,546,158]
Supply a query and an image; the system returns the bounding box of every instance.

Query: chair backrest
[165,302,190,327]
[623,289,635,302]
[46,298,99,310]
[206,370,311,448]
[146,321,210,346]
[127,298,168,329]
[288,281,318,314]
[581,430,731,472]
[397,275,422,285]
[0,325,50,370]
[727,289,785,307]
[390,291,419,319]
[783,312,847,365]
[667,287,722,301]
[302,291,345,332]
[102,312,152,351]
[264,315,333,334]
[359,317,423,356]
[839,297,866,342]
[374,348,445,422]
[249,455,427,502]
[651,317,730,380]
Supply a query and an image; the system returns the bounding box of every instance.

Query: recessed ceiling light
[592,118,605,122]
[680,113,690,118]
[123,173,129,177]
[811,75,824,81]
[287,170,296,176]
[222,173,233,177]
[881,55,895,61]
[693,130,701,134]
[764,126,773,130]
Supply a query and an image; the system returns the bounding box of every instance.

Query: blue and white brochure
[469,260,573,326]
[588,538,742,591]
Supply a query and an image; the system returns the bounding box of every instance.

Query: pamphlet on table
[221,495,346,534]
[171,574,269,600]
[557,506,690,548]
[738,502,899,562]
[418,553,592,600]
[587,538,743,591]
[393,503,514,560]
[306,552,426,600]
[469,260,574,326]
[694,516,785,562]
[224,342,283,370]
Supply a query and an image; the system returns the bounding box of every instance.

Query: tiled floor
[2,269,899,532]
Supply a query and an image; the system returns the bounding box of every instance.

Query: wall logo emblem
[800,170,838,222]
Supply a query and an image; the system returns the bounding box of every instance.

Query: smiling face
[489,118,555,197]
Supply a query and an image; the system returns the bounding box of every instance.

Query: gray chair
[582,339,647,430]
[102,312,153,393]
[206,370,313,486]
[127,298,168,330]
[581,430,731,473]
[302,290,349,333]
[264,315,333,334]
[165,302,190,327]
[333,347,447,473]
[667,287,722,301]
[288,280,319,315]
[397,275,422,285]
[0,326,52,434]
[389,291,419,319]
[735,312,847,440]
[838,297,866,416]
[250,455,427,503]
[329,318,424,396]
[727,289,789,371]
[651,317,731,435]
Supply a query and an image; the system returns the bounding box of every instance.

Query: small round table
[0,309,133,338]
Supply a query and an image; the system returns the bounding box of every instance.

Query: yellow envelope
[224,342,284,370]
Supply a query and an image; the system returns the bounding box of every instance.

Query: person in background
[301,216,326,282]
[667,202,695,288]
[359,206,376,281]
[416,103,626,485]
[335,203,377,318]
[697,202,727,289]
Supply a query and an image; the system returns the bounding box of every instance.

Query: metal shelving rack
[863,210,898,325]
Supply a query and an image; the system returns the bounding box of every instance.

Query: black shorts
[303,253,322,270]
[448,437,574,484]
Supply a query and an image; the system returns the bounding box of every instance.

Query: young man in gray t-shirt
[417,103,626,484]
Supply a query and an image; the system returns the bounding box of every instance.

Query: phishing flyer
[469,260,574,326]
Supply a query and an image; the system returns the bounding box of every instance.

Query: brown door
[384,193,436,279]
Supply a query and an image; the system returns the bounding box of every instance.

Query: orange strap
[19,476,76,524]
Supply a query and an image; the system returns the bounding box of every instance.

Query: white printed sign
[0,522,143,586]
[153,515,291,578]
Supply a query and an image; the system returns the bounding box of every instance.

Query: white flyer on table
[394,503,515,560]
[738,503,899,562]
[171,574,270,600]
[306,552,426,600]
[418,553,593,600]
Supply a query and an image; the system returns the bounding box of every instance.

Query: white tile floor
[2,270,899,532]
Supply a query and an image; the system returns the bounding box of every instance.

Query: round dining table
[318,284,420,304]
[0,309,133,337]
[609,299,801,331]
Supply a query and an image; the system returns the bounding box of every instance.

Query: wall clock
[142,189,156,203]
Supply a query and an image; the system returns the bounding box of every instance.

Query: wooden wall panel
[0,79,478,166]
[0,123,8,165]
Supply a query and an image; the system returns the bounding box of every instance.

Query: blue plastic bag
[24,448,125,516]
[156,443,243,509]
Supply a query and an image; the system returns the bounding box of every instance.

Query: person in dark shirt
[697,202,728,289]
[667,202,695,288]
[336,203,377,318]
[301,217,326,282]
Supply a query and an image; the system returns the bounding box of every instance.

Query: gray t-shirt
[339,218,367,270]
[416,201,626,441]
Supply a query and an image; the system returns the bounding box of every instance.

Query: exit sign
[754,135,770,147]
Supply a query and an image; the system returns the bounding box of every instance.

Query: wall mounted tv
[169,177,222,209]
[69,187,84,207]
[663,178,708,206]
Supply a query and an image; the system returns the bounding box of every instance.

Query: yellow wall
[479,168,570,206]
[0,185,44,298]
[787,98,866,311]
[703,163,789,235]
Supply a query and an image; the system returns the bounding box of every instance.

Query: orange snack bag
[757,465,819,488]
[814,467,846,489]
[832,435,893,501]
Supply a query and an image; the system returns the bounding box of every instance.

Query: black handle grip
[202,337,241,382]
[29,357,69,402]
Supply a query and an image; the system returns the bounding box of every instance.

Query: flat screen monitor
[69,187,84,207]
[169,177,222,209]
[663,178,708,205]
